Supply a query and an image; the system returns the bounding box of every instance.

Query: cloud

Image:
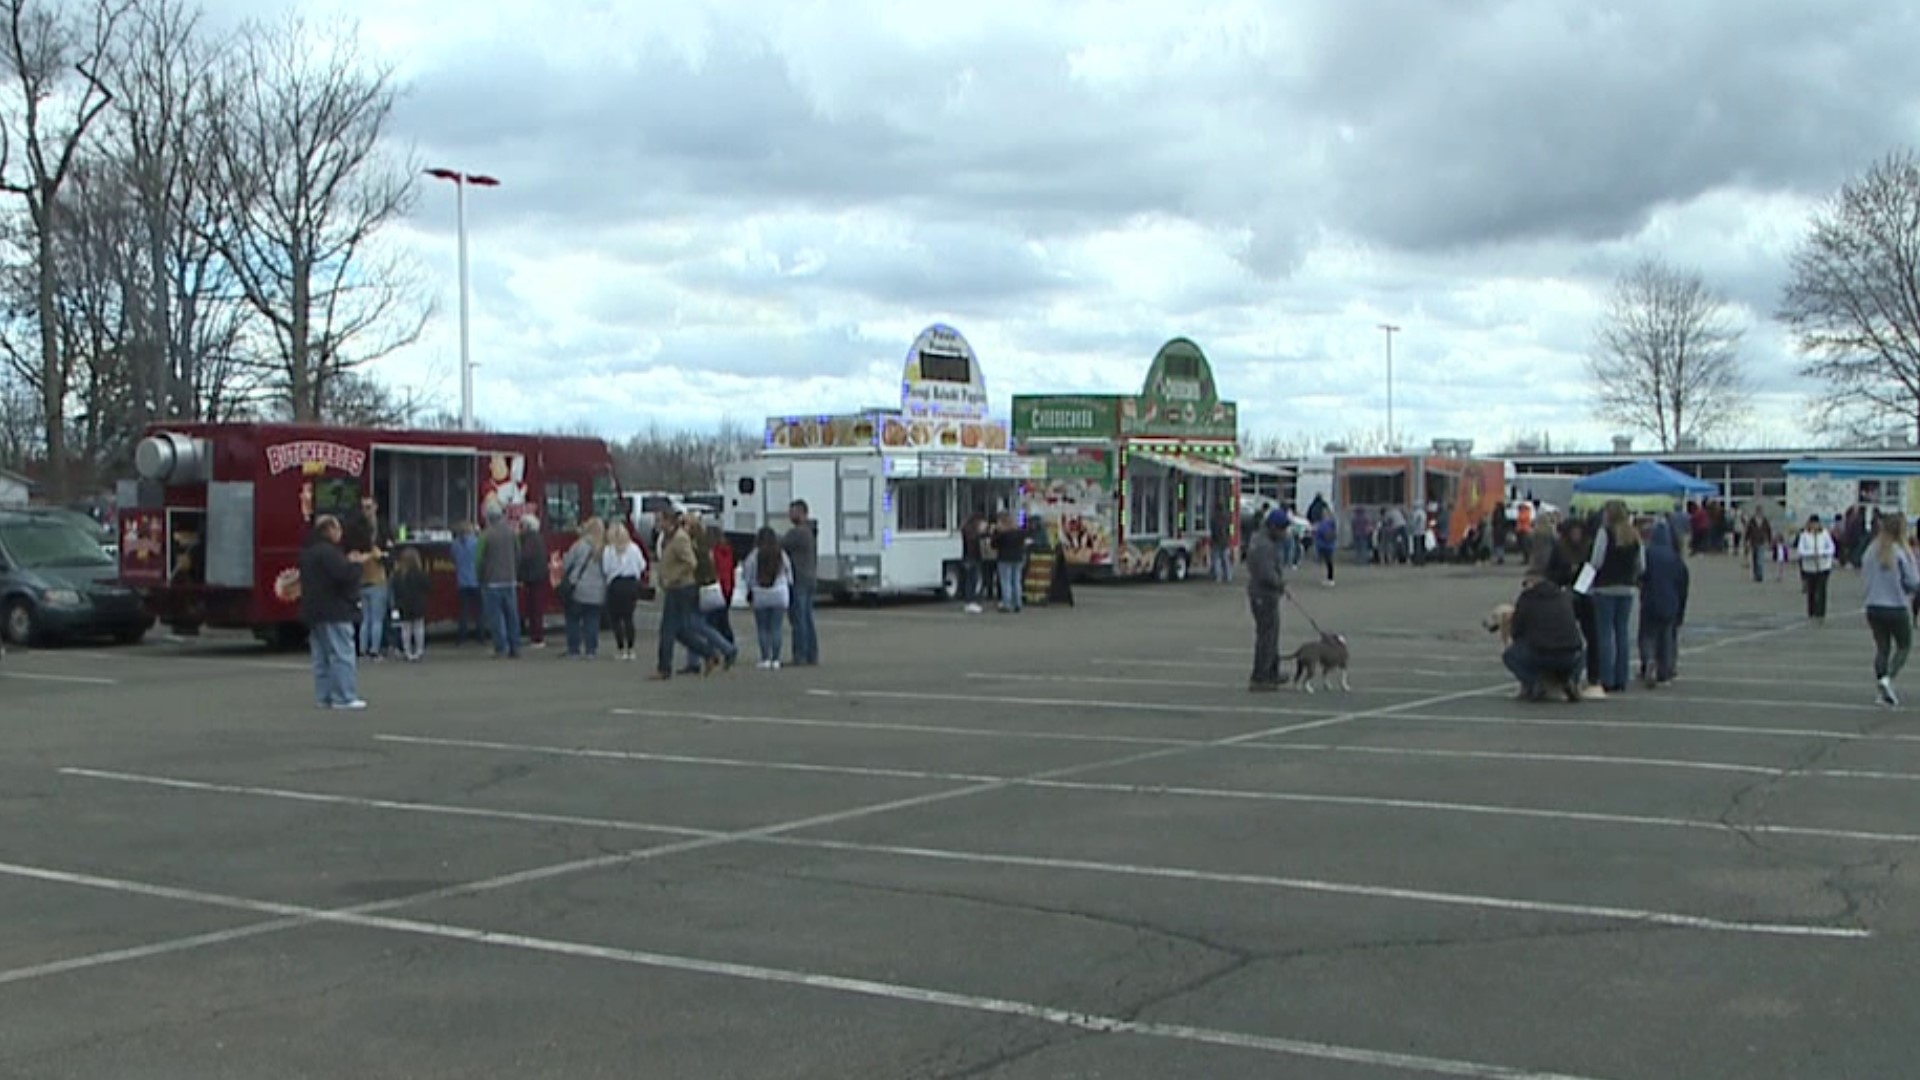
[280,0,1920,452]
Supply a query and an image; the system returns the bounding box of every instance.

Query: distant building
[1507,446,1920,508]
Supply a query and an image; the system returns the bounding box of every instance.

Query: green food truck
[1012,338,1241,581]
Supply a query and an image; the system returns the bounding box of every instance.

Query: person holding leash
[1246,509,1290,692]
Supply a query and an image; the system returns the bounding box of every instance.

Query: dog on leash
[1285,632,1350,693]
[1484,603,1515,645]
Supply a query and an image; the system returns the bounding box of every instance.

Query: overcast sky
[219,0,1920,451]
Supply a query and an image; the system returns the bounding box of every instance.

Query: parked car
[19,506,117,558]
[681,491,725,517]
[0,510,152,646]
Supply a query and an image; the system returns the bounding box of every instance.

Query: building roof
[0,466,34,486]
[1781,459,1920,477]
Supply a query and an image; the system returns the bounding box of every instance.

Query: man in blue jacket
[1638,520,1690,687]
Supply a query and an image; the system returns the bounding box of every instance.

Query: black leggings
[1320,550,1335,581]
[606,577,641,650]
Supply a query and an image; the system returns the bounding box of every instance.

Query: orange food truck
[117,423,623,645]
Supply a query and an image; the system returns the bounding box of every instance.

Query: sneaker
[1580,684,1607,700]
[770,660,781,670]
[1879,676,1899,706]
[756,660,771,670]
[333,699,368,711]
[965,603,983,614]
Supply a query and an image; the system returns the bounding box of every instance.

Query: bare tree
[1781,151,1920,443]
[1586,257,1747,452]
[200,15,427,421]
[0,0,131,500]
[612,418,759,492]
[0,359,39,469]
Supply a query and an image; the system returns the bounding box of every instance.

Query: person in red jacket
[710,537,738,645]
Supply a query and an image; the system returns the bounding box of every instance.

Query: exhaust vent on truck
[135,431,211,484]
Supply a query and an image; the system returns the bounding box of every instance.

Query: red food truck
[117,422,625,646]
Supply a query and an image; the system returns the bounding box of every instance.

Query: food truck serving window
[1349,473,1407,506]
[373,448,476,538]
[545,481,582,529]
[896,480,951,532]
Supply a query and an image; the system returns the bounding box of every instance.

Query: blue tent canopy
[1571,459,1717,498]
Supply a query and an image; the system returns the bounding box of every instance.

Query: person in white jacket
[603,523,648,660]
[740,526,793,669]
[1795,514,1838,624]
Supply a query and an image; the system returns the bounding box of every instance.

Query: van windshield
[0,521,115,569]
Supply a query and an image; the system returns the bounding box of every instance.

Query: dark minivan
[0,510,152,646]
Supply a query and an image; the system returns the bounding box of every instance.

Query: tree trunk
[290,256,312,420]
[35,204,68,502]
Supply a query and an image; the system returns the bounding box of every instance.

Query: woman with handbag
[603,522,647,661]
[561,517,609,659]
[741,526,792,668]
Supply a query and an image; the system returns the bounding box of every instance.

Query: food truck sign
[902,323,989,417]
[1013,396,1119,442]
[266,440,366,476]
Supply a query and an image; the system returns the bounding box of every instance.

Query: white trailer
[720,446,1042,600]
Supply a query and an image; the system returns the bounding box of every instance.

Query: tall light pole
[425,167,500,430]
[1378,323,1400,450]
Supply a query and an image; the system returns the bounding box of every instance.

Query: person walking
[1637,521,1689,688]
[782,500,820,666]
[651,512,729,679]
[1585,500,1645,694]
[603,522,647,661]
[991,512,1028,612]
[450,520,483,645]
[1863,512,1920,706]
[1312,513,1338,587]
[300,514,366,710]
[741,526,793,668]
[1745,509,1773,583]
[478,506,521,659]
[517,516,549,649]
[390,546,432,662]
[1796,514,1838,625]
[1245,509,1287,692]
[561,516,608,659]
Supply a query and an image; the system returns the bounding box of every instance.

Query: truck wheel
[1152,552,1172,582]
[3,600,34,646]
[831,588,852,605]
[938,565,962,601]
[268,623,308,651]
[1171,551,1191,582]
[113,626,149,646]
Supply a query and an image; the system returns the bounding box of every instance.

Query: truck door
[790,458,839,559]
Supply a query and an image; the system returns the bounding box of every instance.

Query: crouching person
[1504,574,1586,703]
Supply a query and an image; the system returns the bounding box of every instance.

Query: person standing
[1744,508,1773,583]
[517,515,550,649]
[1490,502,1510,565]
[478,506,521,659]
[1796,514,1838,625]
[742,526,793,668]
[1863,512,1919,705]
[1586,501,1645,694]
[1245,509,1287,692]
[1637,521,1689,688]
[651,512,728,679]
[992,511,1028,613]
[960,512,987,614]
[389,546,432,662]
[782,500,820,666]
[451,520,483,645]
[300,515,366,710]
[1209,507,1233,583]
[603,522,647,661]
[344,495,392,660]
[561,517,608,659]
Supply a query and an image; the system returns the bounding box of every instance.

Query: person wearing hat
[1246,508,1291,692]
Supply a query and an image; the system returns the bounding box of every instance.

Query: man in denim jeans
[782,500,820,665]
[300,515,367,709]
[479,506,521,659]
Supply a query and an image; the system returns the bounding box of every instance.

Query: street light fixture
[1378,323,1400,450]
[424,167,501,430]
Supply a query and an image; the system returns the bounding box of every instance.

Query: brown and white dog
[1484,603,1516,645]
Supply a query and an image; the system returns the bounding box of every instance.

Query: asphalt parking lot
[2,555,1918,1079]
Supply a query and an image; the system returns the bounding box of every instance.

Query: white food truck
[718,324,1043,600]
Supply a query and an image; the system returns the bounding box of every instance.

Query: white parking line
[1381,711,1920,743]
[807,688,1332,718]
[0,671,118,685]
[356,737,1920,847]
[0,856,1623,1079]
[1099,657,1886,691]
[611,707,1194,748]
[53,769,1871,941]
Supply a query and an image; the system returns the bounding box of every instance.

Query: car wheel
[3,599,34,646]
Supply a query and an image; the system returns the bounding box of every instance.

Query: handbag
[698,581,725,613]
